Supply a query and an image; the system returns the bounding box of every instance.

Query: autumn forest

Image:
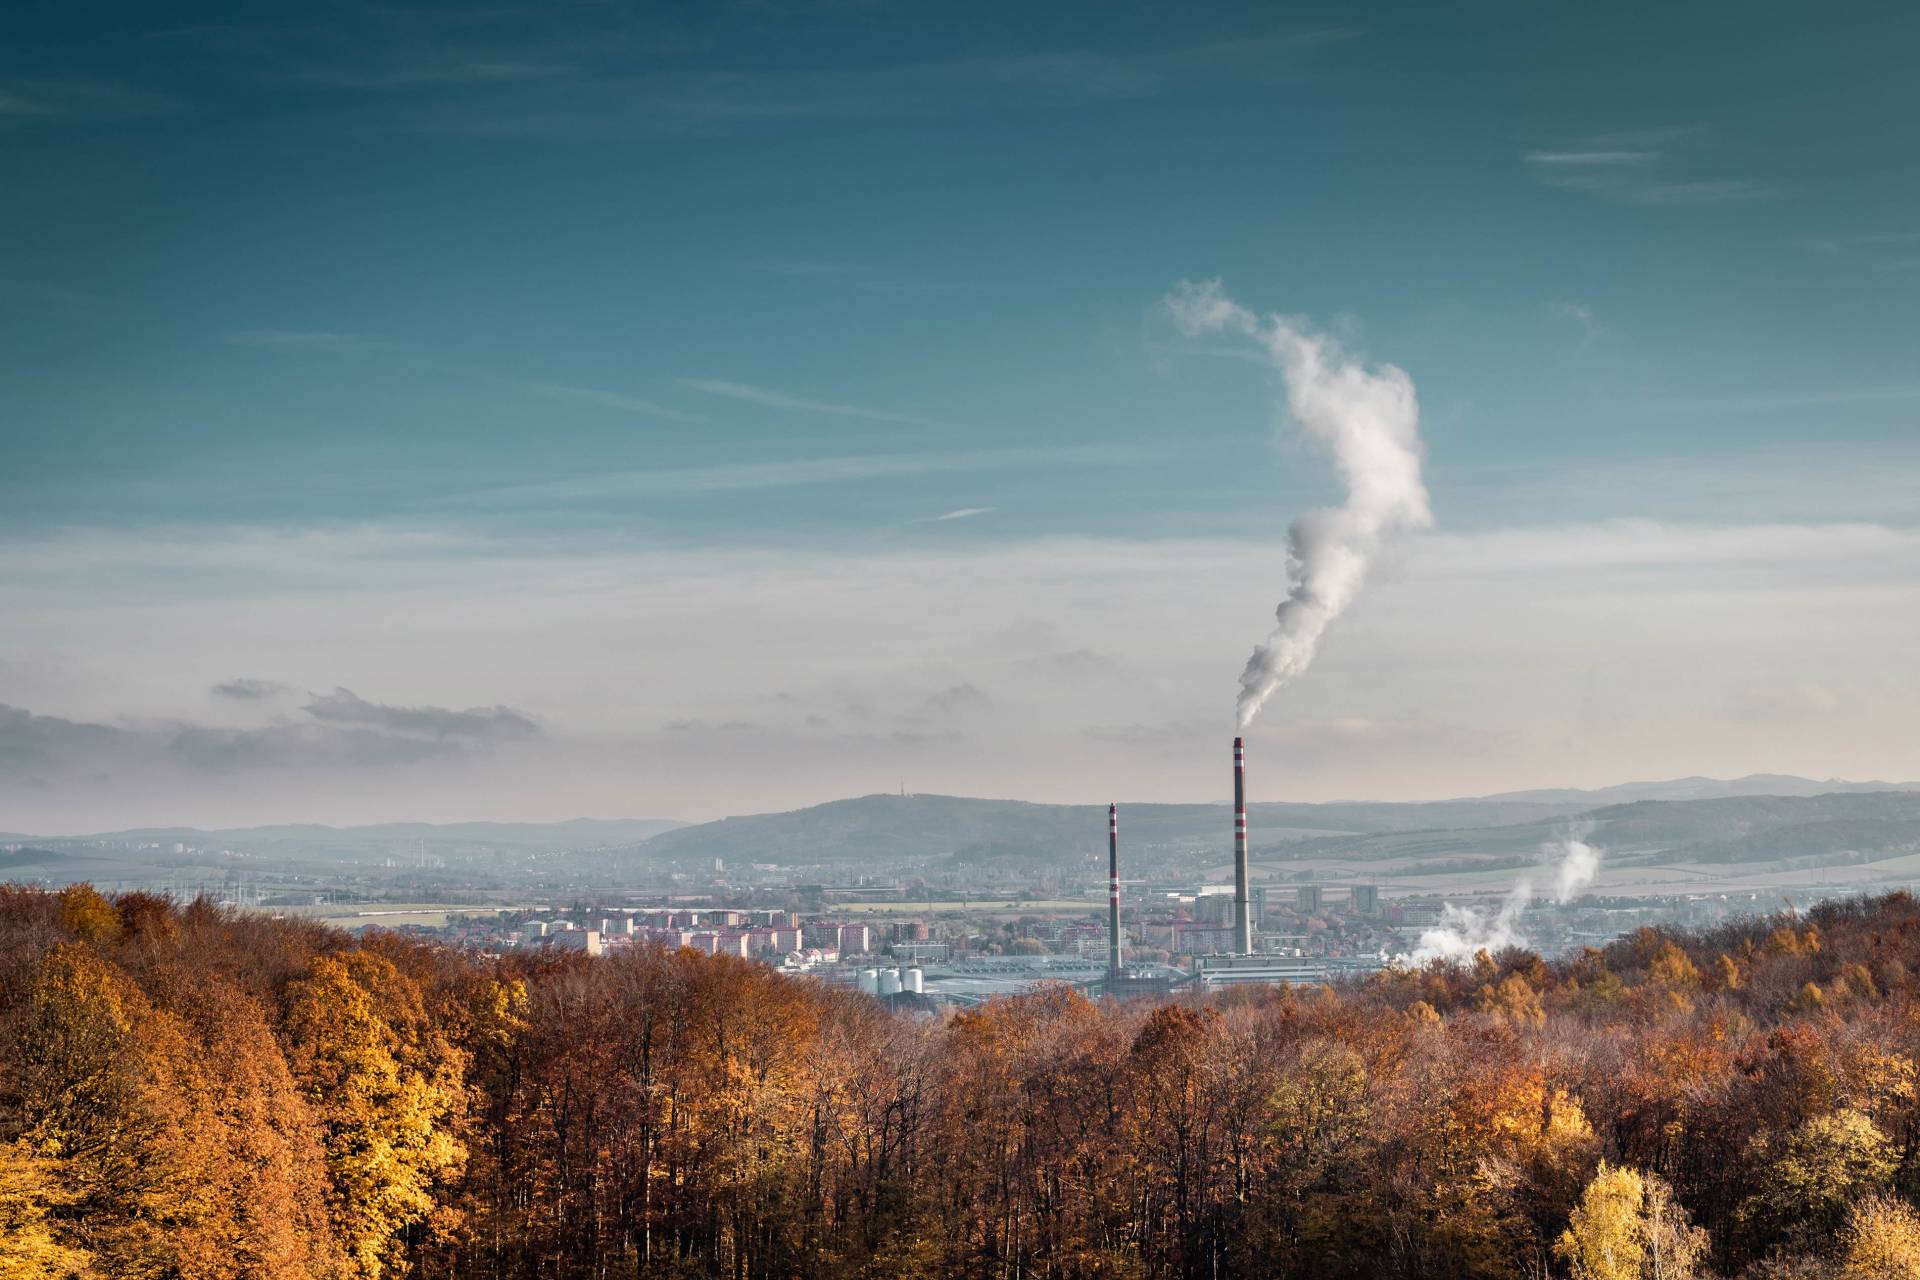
[7,886,1920,1279]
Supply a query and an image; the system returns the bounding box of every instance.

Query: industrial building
[1193,953,1385,992]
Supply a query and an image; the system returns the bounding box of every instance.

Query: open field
[834,898,1104,916]
[1208,849,1920,905]
[275,903,534,930]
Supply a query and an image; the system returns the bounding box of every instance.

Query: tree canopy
[6,885,1920,1278]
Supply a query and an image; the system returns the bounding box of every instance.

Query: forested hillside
[7,886,1920,1279]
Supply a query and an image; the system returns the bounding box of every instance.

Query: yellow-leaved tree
[15,942,217,1279]
[1740,1108,1897,1248]
[283,952,465,1279]
[1841,1195,1920,1280]
[0,1140,91,1280]
[1555,1163,1707,1280]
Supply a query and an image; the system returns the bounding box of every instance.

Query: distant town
[0,826,1783,1007]
[365,878,1780,1005]
[11,777,1912,1007]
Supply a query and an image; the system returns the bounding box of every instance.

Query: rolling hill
[629,779,1920,872]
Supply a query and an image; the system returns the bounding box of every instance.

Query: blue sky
[3,2,1917,829]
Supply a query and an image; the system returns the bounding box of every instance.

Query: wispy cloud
[1806,230,1920,273]
[1,686,540,780]
[0,277,113,319]
[1015,648,1123,679]
[223,329,371,352]
[1646,386,1920,415]
[1524,129,1775,206]
[742,259,866,280]
[303,687,539,742]
[738,259,967,293]
[210,678,292,701]
[1415,519,1920,577]
[677,377,935,426]
[1525,149,1656,167]
[1809,230,1920,250]
[392,28,1360,139]
[453,446,1139,506]
[932,507,996,522]
[0,90,57,118]
[1547,300,1601,345]
[919,682,991,717]
[219,332,702,422]
[519,381,702,423]
[663,717,759,734]
[293,60,579,90]
[0,78,184,125]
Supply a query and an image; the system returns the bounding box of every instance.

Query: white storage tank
[902,967,924,994]
[858,968,881,995]
[878,968,902,995]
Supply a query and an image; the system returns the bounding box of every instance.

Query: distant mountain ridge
[1477,774,1920,805]
[1274,790,1920,872]
[13,817,685,849]
[633,776,1920,867]
[9,776,1916,868]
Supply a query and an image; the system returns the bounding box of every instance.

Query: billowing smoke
[1410,829,1604,964]
[1413,877,1536,963]
[1166,280,1432,728]
[1552,832,1601,903]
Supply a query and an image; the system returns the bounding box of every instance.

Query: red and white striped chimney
[1232,736,1252,954]
[1107,803,1122,977]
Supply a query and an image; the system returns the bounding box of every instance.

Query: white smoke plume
[1409,829,1605,964]
[1412,876,1536,964]
[1552,832,1601,904]
[1165,280,1433,729]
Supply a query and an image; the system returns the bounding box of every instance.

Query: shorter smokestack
[1108,804,1122,977]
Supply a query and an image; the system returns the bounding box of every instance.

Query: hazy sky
[4,2,1918,832]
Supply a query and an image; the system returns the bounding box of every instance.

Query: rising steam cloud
[1166,280,1432,728]
[1410,829,1604,964]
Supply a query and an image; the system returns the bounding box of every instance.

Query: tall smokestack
[1233,737,1252,954]
[1108,804,1122,977]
